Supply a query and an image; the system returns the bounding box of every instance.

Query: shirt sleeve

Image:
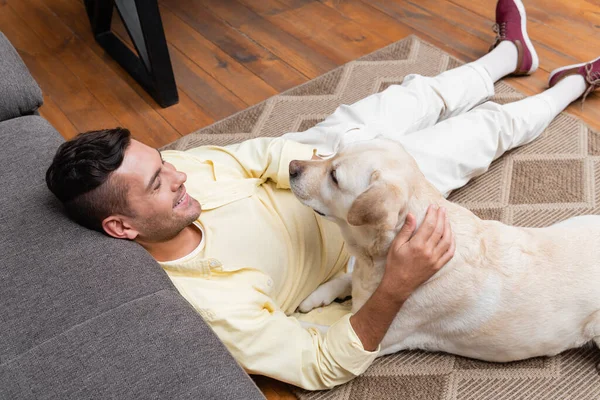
[169,270,379,390]
[223,137,315,189]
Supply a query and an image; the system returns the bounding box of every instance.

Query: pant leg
[394,95,555,197]
[283,63,494,155]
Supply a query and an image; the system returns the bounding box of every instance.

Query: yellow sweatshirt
[159,137,378,390]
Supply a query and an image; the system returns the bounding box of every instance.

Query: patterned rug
[163,36,600,400]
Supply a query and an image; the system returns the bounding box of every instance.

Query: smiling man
[100,141,203,261]
[45,0,599,390]
[47,127,454,390]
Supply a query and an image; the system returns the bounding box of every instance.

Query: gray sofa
[0,32,265,399]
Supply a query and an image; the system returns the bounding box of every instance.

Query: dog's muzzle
[289,160,305,181]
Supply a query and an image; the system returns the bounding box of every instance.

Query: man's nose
[171,170,187,190]
[289,160,304,179]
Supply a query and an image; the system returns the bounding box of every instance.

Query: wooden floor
[1,0,598,398]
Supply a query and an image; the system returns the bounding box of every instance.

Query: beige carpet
[163,36,600,399]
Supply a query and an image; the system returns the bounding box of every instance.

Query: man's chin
[186,196,202,220]
[191,196,202,211]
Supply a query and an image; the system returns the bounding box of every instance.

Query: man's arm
[169,270,379,391]
[168,205,453,390]
[223,137,315,187]
[174,137,315,188]
[351,204,454,351]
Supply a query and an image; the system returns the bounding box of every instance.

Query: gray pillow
[0,32,43,122]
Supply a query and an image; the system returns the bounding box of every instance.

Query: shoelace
[582,62,600,105]
[489,22,507,52]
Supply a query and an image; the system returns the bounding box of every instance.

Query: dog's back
[378,211,600,361]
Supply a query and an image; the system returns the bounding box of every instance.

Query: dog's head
[290,137,422,239]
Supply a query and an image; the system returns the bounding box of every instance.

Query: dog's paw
[298,274,352,313]
[298,284,339,313]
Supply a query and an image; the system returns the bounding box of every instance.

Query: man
[46,0,599,391]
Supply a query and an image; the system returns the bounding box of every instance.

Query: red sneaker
[548,56,600,103]
[490,0,539,76]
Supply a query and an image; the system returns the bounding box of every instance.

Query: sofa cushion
[0,116,170,361]
[0,116,264,399]
[0,290,262,400]
[0,32,43,122]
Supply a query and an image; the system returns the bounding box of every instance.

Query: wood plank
[168,44,249,120]
[43,0,215,137]
[353,1,485,68]
[527,0,600,43]
[0,4,120,133]
[158,4,279,105]
[159,0,308,92]
[253,376,297,400]
[320,0,415,43]
[7,0,182,148]
[39,94,79,140]
[109,14,248,122]
[190,0,339,78]
[238,0,390,64]
[365,0,489,61]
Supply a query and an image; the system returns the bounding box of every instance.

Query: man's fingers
[434,233,456,270]
[434,218,452,256]
[427,207,446,247]
[413,205,439,242]
[393,213,416,245]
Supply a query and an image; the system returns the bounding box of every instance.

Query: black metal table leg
[84,0,179,108]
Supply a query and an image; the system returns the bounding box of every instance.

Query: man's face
[112,139,202,242]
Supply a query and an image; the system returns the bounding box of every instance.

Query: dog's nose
[289,160,304,179]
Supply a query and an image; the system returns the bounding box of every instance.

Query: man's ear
[102,215,139,240]
[347,172,404,228]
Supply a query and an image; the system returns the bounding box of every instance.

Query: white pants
[283,63,555,197]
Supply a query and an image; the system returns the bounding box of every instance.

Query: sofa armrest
[0,32,43,122]
[0,116,265,399]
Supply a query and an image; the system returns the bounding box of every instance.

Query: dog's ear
[347,171,403,227]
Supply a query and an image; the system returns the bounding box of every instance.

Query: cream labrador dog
[289,137,600,364]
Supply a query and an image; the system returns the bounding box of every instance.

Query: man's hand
[311,154,322,160]
[381,205,455,304]
[350,204,455,352]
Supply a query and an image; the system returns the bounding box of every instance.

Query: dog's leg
[584,311,600,373]
[298,273,352,313]
[593,337,600,374]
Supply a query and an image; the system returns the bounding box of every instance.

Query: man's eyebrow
[146,149,163,191]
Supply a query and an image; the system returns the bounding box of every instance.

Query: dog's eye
[331,169,338,185]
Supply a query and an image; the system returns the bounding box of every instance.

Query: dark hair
[46,128,133,232]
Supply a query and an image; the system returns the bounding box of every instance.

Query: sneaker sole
[548,55,600,86]
[513,0,539,74]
